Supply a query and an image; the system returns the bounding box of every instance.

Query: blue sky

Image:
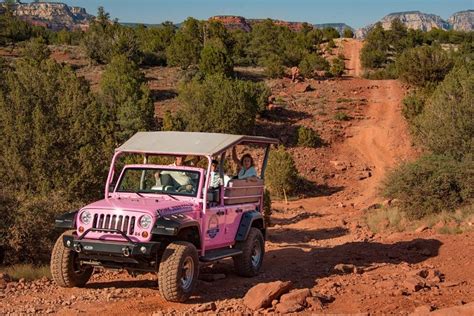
[60,0,473,28]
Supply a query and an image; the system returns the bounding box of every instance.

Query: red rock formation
[209,15,251,32]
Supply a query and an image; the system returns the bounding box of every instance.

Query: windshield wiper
[134,192,145,198]
[164,193,178,200]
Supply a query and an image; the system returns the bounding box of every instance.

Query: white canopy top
[116,131,278,156]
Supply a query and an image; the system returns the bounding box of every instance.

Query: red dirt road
[1,40,472,315]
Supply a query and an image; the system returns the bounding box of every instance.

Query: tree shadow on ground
[192,236,442,303]
[268,226,349,245]
[270,211,322,226]
[262,107,312,123]
[150,88,178,102]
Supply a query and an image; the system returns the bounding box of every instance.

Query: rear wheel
[50,231,93,287]
[158,241,199,302]
[233,227,265,277]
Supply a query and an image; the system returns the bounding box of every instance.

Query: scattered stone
[333,263,357,274]
[199,273,226,282]
[243,281,293,310]
[415,226,429,233]
[195,302,216,312]
[275,301,305,313]
[306,296,323,310]
[410,305,434,315]
[294,83,312,93]
[404,276,425,292]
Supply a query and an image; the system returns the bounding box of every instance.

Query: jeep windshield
[116,167,200,197]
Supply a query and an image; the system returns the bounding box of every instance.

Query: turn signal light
[141,231,149,238]
[78,226,84,233]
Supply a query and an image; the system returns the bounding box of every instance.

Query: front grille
[92,213,136,235]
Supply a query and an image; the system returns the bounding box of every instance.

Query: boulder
[279,288,312,306]
[243,281,292,310]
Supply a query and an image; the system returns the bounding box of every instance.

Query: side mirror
[109,182,116,193]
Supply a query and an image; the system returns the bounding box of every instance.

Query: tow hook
[122,246,131,257]
[74,243,82,253]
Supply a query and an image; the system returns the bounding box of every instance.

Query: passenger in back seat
[232,147,258,180]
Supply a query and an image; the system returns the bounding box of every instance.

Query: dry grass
[365,204,474,234]
[0,264,51,281]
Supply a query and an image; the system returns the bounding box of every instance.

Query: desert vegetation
[360,20,474,230]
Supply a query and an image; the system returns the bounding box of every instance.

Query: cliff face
[10,2,93,31]
[356,10,473,39]
[209,16,352,33]
[448,10,474,31]
[209,16,251,32]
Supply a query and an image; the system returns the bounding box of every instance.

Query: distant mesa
[1,1,93,31]
[355,10,474,39]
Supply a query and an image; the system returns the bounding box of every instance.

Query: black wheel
[50,231,93,287]
[233,227,265,277]
[158,241,199,302]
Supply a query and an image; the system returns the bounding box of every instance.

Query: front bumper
[63,228,160,257]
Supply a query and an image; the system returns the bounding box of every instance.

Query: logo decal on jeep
[207,215,219,239]
[84,245,94,251]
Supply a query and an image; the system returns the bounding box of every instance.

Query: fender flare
[54,210,78,229]
[151,215,200,237]
[236,210,265,241]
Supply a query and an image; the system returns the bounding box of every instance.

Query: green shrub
[343,28,354,38]
[7,193,79,263]
[396,45,453,87]
[263,54,285,78]
[166,18,203,69]
[99,54,155,144]
[361,63,398,79]
[334,112,351,121]
[199,39,234,77]
[297,126,323,148]
[22,37,51,62]
[263,189,272,226]
[298,53,329,78]
[330,56,345,77]
[178,74,268,134]
[416,64,473,160]
[82,8,141,64]
[265,146,298,198]
[402,89,430,124]
[383,155,473,220]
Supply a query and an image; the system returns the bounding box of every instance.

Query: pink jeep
[51,131,278,302]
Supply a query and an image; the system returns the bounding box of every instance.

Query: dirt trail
[343,39,363,77]
[1,40,472,315]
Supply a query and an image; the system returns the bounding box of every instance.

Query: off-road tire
[158,241,199,302]
[233,227,265,277]
[50,231,93,287]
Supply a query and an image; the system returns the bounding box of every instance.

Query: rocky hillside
[5,1,93,31]
[448,10,474,31]
[356,10,474,38]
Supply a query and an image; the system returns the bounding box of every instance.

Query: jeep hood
[82,197,198,216]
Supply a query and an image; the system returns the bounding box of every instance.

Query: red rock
[243,281,293,310]
[279,288,311,306]
[410,305,433,315]
[404,276,425,292]
[275,302,305,313]
[305,296,323,310]
[294,83,312,93]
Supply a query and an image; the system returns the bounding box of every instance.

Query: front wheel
[158,241,199,302]
[50,231,93,287]
[233,227,265,277]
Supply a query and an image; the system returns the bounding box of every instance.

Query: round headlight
[80,211,92,225]
[139,215,152,229]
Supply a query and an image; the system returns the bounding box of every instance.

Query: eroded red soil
[1,39,472,315]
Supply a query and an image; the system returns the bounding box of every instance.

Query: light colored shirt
[210,172,231,187]
[238,166,257,179]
